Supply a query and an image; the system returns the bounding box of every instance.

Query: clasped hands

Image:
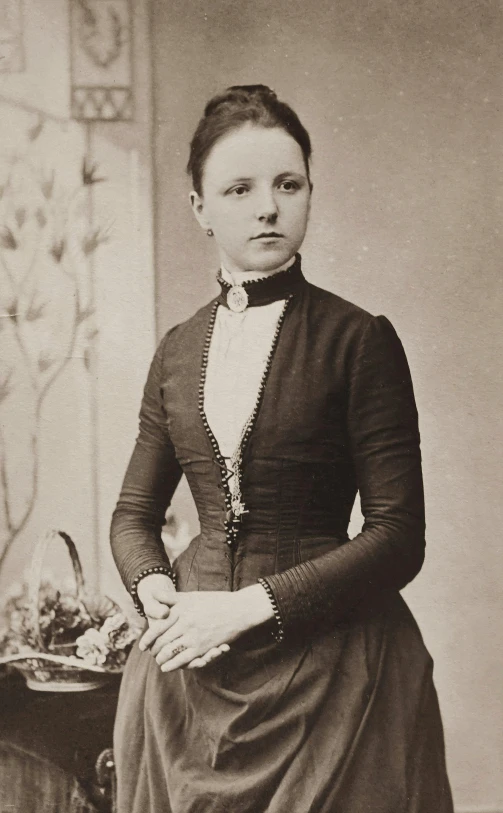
[136,574,274,673]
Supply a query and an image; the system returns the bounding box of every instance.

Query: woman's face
[190,123,312,275]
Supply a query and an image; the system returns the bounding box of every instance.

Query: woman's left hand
[138,585,274,673]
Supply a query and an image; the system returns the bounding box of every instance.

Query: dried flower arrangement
[0,530,141,691]
[0,581,139,667]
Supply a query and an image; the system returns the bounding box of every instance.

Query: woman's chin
[245,244,296,273]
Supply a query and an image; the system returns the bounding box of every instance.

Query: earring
[206,228,214,237]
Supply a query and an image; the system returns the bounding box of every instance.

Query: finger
[143,601,170,620]
[186,653,214,669]
[148,616,173,636]
[139,618,170,650]
[201,646,228,664]
[187,653,213,669]
[186,645,230,670]
[155,636,186,667]
[205,646,226,661]
[186,657,208,669]
[186,642,231,669]
[151,588,177,604]
[139,612,179,651]
[149,622,184,658]
[140,627,164,652]
[160,647,197,673]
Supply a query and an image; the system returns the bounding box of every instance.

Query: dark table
[0,671,120,812]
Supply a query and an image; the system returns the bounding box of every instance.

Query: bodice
[161,282,361,590]
[111,259,425,634]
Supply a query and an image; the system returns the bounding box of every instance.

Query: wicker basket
[0,529,121,692]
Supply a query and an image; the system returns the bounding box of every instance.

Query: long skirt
[114,591,453,813]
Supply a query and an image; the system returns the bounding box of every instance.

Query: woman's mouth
[252,232,283,240]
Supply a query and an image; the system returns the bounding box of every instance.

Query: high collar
[216,253,305,309]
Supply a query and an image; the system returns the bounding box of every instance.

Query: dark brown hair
[187,85,312,196]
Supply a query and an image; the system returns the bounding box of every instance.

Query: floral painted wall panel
[0,0,24,72]
[0,0,157,605]
[70,0,133,121]
[0,104,106,588]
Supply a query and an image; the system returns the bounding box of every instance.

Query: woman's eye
[229,186,248,196]
[279,180,298,192]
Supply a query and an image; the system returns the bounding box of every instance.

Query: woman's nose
[256,190,279,221]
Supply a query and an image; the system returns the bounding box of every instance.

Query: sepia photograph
[0,1,501,811]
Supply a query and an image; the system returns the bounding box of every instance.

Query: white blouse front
[204,290,285,460]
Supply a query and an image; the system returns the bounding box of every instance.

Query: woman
[111,85,453,812]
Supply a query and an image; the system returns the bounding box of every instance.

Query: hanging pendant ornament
[227,285,249,313]
[228,442,249,536]
[231,494,248,523]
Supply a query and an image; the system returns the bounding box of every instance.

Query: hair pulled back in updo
[187,85,312,196]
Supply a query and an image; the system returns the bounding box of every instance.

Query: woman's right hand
[136,573,228,668]
[137,573,176,620]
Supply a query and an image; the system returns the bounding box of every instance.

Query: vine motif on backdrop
[70,0,133,121]
[0,112,111,572]
[0,0,25,73]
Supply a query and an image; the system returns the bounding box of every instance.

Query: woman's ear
[189,191,211,232]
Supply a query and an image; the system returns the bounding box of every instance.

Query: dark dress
[111,258,453,813]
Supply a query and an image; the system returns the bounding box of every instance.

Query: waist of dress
[172,527,350,595]
[197,507,350,539]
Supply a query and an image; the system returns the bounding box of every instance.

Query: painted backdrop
[0,0,156,605]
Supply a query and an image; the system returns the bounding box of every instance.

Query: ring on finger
[171,644,186,656]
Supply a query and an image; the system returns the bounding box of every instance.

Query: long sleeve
[262,314,425,636]
[110,332,183,594]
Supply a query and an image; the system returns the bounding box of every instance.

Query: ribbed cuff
[119,546,173,594]
[257,578,285,643]
[260,561,325,638]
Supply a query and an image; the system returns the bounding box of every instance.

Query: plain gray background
[151,1,502,810]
